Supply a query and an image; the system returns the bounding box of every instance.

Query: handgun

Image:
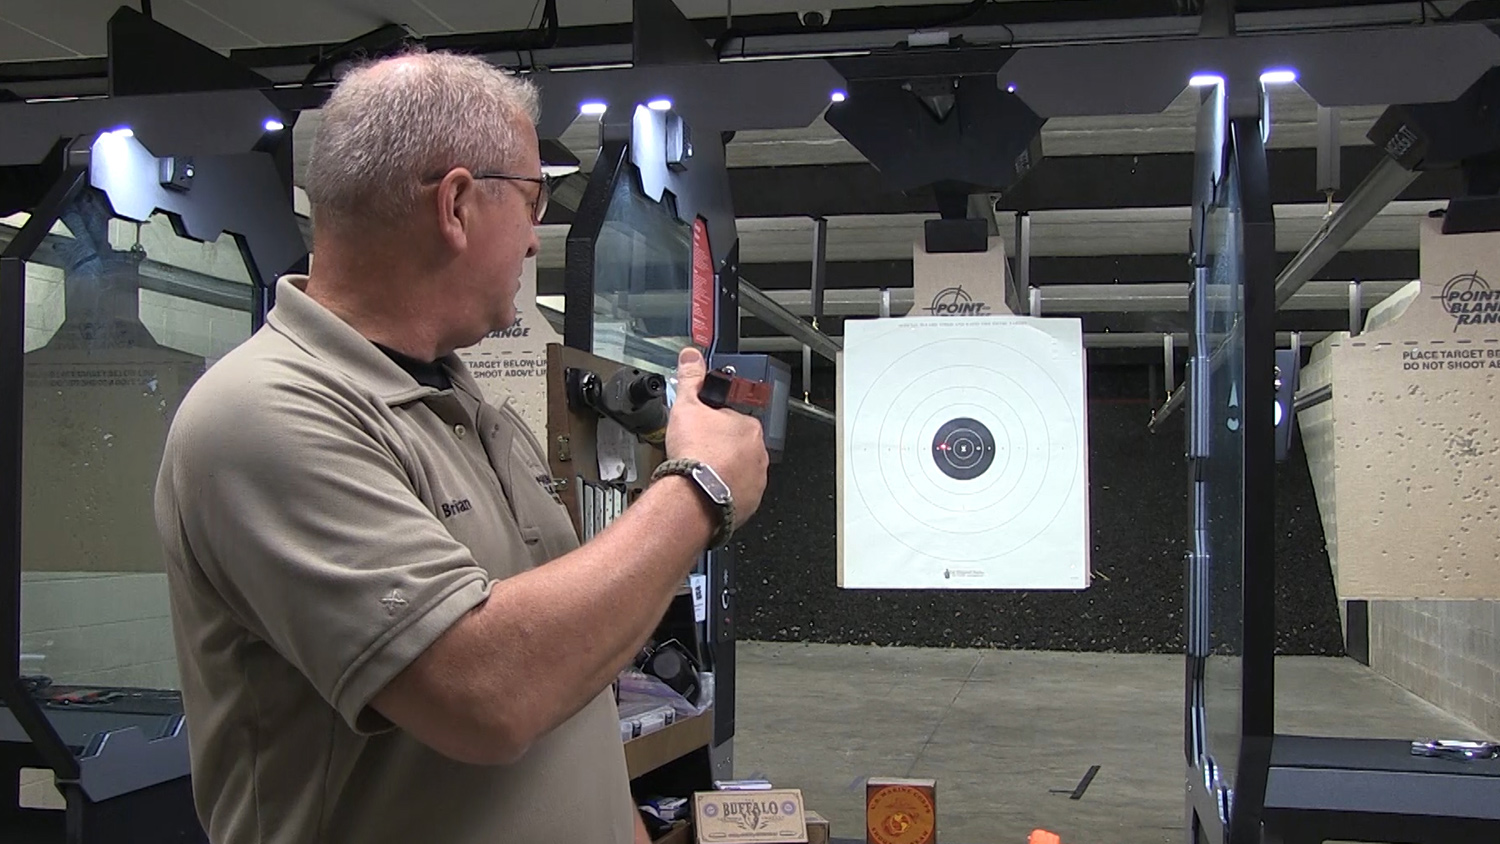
[565,365,772,444]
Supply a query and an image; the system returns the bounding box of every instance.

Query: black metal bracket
[107,6,273,98]
[0,167,91,785]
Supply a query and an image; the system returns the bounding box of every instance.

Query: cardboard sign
[1299,216,1500,599]
[910,235,1015,319]
[456,256,561,443]
[693,788,807,843]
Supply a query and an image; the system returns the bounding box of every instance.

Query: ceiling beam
[729,145,1458,218]
[542,280,1403,320]
[537,146,1459,225]
[738,309,1366,339]
[535,250,1417,296]
[726,280,1409,317]
[740,330,1333,353]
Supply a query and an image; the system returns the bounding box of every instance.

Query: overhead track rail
[738,280,842,362]
[1273,156,1419,308]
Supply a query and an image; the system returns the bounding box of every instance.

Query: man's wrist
[651,475,718,546]
[651,459,735,548]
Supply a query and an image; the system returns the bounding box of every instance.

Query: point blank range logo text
[925,286,991,316]
[1438,272,1500,331]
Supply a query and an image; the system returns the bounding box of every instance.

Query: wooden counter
[625,708,713,780]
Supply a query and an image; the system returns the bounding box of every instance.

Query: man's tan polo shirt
[154,276,634,844]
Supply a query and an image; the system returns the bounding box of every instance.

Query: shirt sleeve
[156,368,492,734]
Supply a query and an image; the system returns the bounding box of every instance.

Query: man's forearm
[484,476,714,744]
[375,476,715,764]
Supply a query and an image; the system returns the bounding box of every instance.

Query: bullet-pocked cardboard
[1299,216,1500,599]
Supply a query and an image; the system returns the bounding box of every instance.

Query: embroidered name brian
[441,498,473,518]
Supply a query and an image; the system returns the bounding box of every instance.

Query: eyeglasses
[422,169,551,225]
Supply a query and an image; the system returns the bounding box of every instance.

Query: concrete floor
[732,642,1492,844]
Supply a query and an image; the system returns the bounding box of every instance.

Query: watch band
[651,458,735,548]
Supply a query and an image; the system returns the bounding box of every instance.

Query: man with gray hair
[154,50,768,844]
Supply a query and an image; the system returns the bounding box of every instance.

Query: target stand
[836,316,1091,590]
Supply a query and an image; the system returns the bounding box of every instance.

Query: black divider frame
[1183,82,1277,844]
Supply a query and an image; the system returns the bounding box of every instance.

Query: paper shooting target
[837,316,1091,590]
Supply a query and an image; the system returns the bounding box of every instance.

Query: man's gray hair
[304,49,540,232]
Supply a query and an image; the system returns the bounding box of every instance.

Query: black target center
[932,417,996,480]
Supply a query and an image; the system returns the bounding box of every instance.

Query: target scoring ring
[931,417,996,479]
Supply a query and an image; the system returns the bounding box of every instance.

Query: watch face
[691,463,733,505]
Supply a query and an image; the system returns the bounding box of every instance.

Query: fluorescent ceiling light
[1189,74,1224,87]
[720,49,870,63]
[647,98,672,111]
[263,118,285,132]
[579,101,608,116]
[830,90,846,103]
[553,62,633,72]
[1260,69,1297,84]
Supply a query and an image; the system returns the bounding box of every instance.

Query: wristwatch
[651,458,735,548]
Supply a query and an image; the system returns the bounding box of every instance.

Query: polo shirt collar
[266,275,501,408]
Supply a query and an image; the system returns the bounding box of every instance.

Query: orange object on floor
[1028,830,1062,844]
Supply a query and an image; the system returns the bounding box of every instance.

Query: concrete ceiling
[4,0,1463,351]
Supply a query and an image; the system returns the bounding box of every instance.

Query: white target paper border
[838,316,1091,590]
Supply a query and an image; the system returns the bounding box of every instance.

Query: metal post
[810,216,827,331]
[880,287,891,319]
[1029,286,1041,317]
[802,343,812,403]
[1015,211,1032,311]
[1316,106,1341,198]
[1349,280,1364,336]
[1163,333,1176,398]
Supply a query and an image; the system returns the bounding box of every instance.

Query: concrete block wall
[16,210,252,700]
[1367,600,1500,739]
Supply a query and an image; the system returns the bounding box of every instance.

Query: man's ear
[434,169,476,252]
